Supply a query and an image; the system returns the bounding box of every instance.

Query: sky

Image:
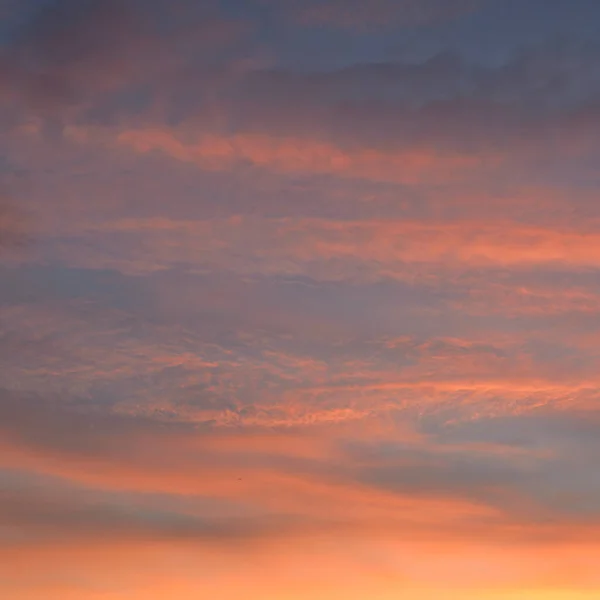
[1,0,600,598]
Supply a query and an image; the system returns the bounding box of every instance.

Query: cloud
[1,0,145,112]
[0,198,27,251]
[116,127,493,185]
[148,41,600,159]
[0,0,247,125]
[3,273,599,438]
[1,385,600,596]
[0,472,309,544]
[5,4,600,158]
[2,387,600,526]
[36,215,600,281]
[263,0,484,29]
[0,160,29,254]
[0,389,488,520]
[28,40,597,203]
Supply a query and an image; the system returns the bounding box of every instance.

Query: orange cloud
[457,284,600,315]
[116,128,492,185]
[1,387,600,598]
[42,215,600,282]
[0,422,497,528]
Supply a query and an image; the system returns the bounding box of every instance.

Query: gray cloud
[0,0,248,127]
[3,386,600,534]
[0,468,320,546]
[262,0,484,29]
[219,40,600,155]
[0,200,26,250]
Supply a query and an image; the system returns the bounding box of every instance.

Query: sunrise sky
[2,0,600,598]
